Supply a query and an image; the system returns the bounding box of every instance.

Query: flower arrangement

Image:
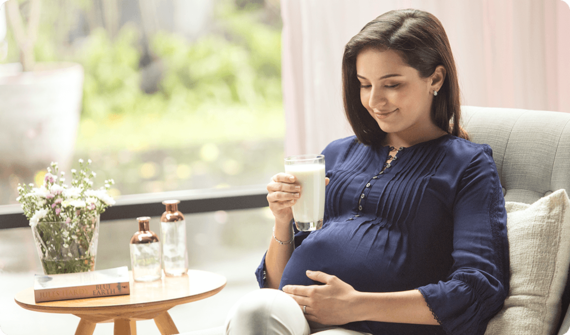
[17,160,116,274]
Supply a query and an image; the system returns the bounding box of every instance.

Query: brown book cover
[34,266,130,303]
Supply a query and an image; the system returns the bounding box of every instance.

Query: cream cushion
[485,189,570,335]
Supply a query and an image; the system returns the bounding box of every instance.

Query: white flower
[29,208,48,226]
[61,172,65,176]
[28,186,49,198]
[63,187,82,198]
[71,169,76,174]
[85,189,115,206]
[63,243,69,248]
[84,190,96,197]
[79,159,84,163]
[91,172,96,177]
[68,252,73,257]
[101,194,115,206]
[85,189,99,197]
[88,159,92,164]
[86,197,98,204]
[50,184,64,194]
[62,200,70,208]
[69,200,86,208]
[62,231,69,237]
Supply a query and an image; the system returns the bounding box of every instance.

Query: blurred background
[0,0,282,334]
[0,0,284,203]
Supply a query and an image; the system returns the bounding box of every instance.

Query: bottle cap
[163,200,179,211]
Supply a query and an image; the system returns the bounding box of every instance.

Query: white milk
[285,163,325,230]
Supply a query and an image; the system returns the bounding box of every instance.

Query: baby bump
[279,221,415,293]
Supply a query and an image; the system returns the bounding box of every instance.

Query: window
[0,0,284,205]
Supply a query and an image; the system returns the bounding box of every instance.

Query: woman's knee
[229,289,277,323]
[225,289,309,335]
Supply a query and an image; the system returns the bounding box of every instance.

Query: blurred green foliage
[73,1,282,122]
[78,1,283,150]
[152,4,282,111]
[2,0,284,150]
[77,25,147,120]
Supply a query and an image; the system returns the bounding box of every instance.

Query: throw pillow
[485,189,570,335]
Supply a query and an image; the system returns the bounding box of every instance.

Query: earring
[433,91,438,96]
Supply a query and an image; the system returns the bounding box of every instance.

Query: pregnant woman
[225,8,509,335]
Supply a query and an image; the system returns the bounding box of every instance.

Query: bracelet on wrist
[273,225,295,245]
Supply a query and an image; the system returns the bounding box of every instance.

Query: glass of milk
[284,154,325,231]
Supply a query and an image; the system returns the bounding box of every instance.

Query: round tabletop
[15,269,227,315]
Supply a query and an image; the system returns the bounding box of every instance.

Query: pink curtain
[281,0,570,155]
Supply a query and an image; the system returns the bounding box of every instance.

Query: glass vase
[31,215,100,275]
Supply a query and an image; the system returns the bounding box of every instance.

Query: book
[34,266,130,303]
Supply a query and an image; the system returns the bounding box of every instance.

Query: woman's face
[356,48,442,141]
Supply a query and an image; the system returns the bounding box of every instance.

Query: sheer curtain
[0,2,7,61]
[281,0,570,155]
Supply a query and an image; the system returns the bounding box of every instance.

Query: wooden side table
[14,270,226,335]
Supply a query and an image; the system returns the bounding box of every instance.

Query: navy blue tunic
[255,134,509,335]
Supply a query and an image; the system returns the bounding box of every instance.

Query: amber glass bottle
[130,216,161,282]
[160,200,188,276]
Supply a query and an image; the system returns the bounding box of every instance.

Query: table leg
[114,318,136,335]
[129,319,137,335]
[154,311,179,335]
[75,318,96,335]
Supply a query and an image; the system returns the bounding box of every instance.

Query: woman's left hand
[282,270,360,325]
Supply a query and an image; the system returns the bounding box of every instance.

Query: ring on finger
[303,305,306,314]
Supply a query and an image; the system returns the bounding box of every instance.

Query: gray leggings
[224,289,371,335]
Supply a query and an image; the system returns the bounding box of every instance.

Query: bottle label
[161,220,188,275]
[130,242,161,281]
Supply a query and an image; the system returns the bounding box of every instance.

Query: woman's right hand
[266,173,300,224]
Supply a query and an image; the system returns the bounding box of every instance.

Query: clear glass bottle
[130,216,162,282]
[160,200,188,276]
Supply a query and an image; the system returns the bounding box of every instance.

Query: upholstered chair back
[461,106,570,204]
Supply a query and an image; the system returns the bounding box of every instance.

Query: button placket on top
[350,147,404,220]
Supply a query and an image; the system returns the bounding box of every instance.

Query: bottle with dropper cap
[130,216,162,282]
[161,200,188,276]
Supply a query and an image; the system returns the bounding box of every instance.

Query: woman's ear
[430,65,446,92]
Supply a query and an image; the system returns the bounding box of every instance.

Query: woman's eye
[360,84,371,88]
[385,84,400,88]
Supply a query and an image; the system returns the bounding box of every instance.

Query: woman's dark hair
[342,9,468,146]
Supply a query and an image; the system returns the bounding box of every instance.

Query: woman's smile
[374,108,398,119]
